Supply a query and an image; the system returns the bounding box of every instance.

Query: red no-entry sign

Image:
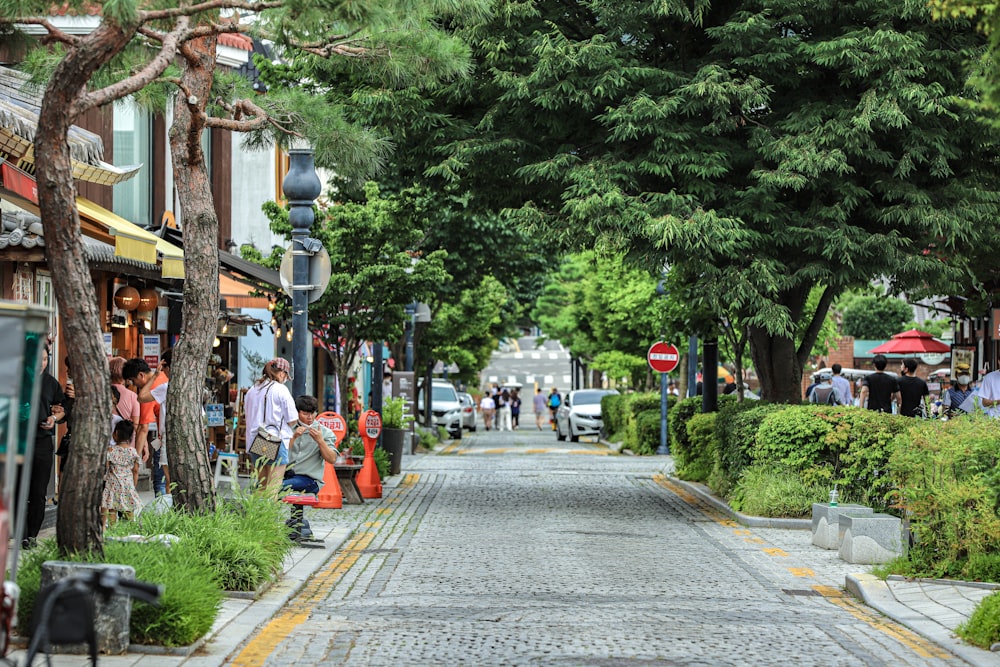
[647,342,680,373]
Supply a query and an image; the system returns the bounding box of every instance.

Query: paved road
[480,336,573,394]
[228,428,962,666]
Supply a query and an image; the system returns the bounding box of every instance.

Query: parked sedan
[458,392,478,432]
[555,389,619,442]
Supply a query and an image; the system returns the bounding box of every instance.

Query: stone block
[811,503,873,549]
[38,561,134,654]
[838,513,904,564]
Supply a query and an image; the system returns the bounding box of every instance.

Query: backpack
[549,394,561,408]
[810,385,837,406]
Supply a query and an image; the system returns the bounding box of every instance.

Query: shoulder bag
[249,383,282,461]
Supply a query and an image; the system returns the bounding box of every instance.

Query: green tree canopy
[384,0,1000,401]
[841,295,916,339]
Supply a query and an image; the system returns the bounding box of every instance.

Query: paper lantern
[113,286,141,311]
[138,288,159,312]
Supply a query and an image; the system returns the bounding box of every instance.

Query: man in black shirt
[897,358,930,417]
[859,354,901,413]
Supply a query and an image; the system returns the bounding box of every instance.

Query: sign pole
[659,371,670,455]
[647,341,679,456]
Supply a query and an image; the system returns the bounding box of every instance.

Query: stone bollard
[38,562,134,654]
[838,513,904,564]
[811,503,873,549]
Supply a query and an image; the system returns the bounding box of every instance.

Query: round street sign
[280,245,332,303]
[647,342,680,373]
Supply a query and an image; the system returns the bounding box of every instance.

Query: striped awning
[76,198,185,278]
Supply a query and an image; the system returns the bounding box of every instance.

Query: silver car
[458,392,478,432]
[555,389,619,442]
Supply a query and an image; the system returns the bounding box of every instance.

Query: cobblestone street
[228,428,962,666]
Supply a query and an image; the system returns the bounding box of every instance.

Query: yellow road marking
[375,508,393,515]
[568,449,610,455]
[763,548,788,557]
[438,442,461,455]
[229,531,377,666]
[789,568,814,577]
[523,449,550,454]
[744,537,766,544]
[812,586,953,659]
[733,529,751,536]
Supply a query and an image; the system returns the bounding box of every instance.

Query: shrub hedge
[679,412,717,482]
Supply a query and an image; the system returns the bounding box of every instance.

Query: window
[113,101,152,225]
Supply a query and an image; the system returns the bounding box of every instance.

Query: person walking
[497,389,512,431]
[859,354,900,413]
[510,390,522,430]
[102,420,142,527]
[830,364,854,406]
[245,358,297,495]
[808,372,844,405]
[123,356,170,496]
[897,358,930,418]
[533,388,547,430]
[479,392,496,431]
[547,387,562,430]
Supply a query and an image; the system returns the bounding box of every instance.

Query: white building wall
[229,141,285,252]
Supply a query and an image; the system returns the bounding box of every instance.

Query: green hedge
[679,412,717,482]
[601,393,627,438]
[710,401,784,497]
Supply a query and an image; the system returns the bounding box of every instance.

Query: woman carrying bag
[244,358,297,494]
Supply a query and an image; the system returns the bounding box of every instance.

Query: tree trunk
[166,35,220,513]
[38,22,137,556]
[748,328,803,404]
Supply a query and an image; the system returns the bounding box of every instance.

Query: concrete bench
[838,513,904,564]
[811,503,873,550]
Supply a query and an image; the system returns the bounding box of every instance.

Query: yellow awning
[75,197,185,279]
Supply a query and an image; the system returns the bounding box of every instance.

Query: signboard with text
[647,342,680,373]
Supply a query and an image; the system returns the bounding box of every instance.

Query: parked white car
[555,389,619,442]
[417,380,464,439]
[458,392,478,432]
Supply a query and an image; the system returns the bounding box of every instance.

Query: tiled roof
[219,33,253,50]
[0,208,43,249]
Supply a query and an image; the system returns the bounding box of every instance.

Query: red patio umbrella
[868,329,951,355]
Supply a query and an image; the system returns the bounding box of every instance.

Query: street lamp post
[655,278,669,455]
[282,149,321,398]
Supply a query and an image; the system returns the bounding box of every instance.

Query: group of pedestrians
[807,354,1000,420]
[478,385,522,431]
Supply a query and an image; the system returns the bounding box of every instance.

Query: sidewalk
[7,473,406,666]
[670,476,1000,667]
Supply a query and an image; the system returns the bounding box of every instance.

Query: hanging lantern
[113,286,141,311]
[138,288,159,312]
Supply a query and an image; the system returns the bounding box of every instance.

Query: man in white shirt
[831,364,854,406]
[382,371,394,400]
[977,369,1000,418]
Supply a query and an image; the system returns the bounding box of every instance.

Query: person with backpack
[547,388,562,430]
[809,372,845,406]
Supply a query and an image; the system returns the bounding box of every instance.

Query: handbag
[248,384,282,461]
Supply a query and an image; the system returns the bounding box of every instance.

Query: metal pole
[703,338,719,413]
[658,371,670,454]
[373,342,384,414]
[405,307,415,373]
[687,335,698,398]
[282,149,321,398]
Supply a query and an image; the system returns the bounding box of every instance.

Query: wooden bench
[335,463,364,505]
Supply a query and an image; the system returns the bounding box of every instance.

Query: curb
[668,477,811,530]
[846,573,1000,667]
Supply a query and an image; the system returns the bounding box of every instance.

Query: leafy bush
[17,537,222,647]
[959,591,1000,649]
[349,435,391,478]
[729,465,826,518]
[825,409,908,510]
[626,410,661,455]
[669,396,702,460]
[676,412,717,482]
[711,400,783,497]
[752,406,836,475]
[601,393,626,439]
[885,417,1000,580]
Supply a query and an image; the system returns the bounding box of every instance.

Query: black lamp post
[282,149,321,398]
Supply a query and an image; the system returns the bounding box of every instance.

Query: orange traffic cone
[315,460,343,509]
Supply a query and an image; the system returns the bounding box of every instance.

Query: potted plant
[380,396,413,475]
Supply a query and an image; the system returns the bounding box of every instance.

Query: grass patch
[959,591,1000,649]
[17,537,222,647]
[729,465,826,518]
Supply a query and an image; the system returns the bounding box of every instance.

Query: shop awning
[76,197,185,279]
[220,273,272,309]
